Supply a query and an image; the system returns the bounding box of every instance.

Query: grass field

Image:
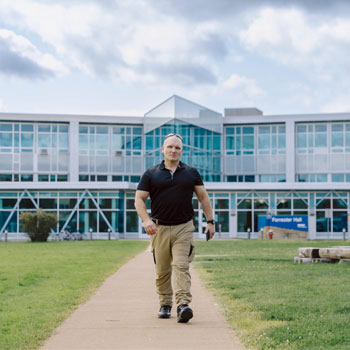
[0,240,148,350]
[195,240,350,350]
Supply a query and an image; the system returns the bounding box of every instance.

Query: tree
[20,210,57,242]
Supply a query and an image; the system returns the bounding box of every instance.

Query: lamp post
[4,229,8,242]
[247,227,251,240]
[89,228,93,241]
[108,228,111,240]
[343,228,346,241]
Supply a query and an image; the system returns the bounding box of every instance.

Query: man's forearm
[134,198,151,223]
[200,197,214,221]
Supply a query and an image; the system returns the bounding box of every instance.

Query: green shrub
[20,210,57,242]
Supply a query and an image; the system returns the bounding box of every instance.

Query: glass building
[0,95,349,240]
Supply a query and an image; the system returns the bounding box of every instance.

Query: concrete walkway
[41,247,244,350]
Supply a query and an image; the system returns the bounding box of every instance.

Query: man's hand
[144,219,157,235]
[204,223,215,241]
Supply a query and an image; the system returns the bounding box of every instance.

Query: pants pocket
[152,249,156,264]
[188,243,195,262]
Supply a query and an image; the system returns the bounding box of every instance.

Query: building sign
[258,215,309,238]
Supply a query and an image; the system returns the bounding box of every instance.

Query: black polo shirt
[137,160,204,224]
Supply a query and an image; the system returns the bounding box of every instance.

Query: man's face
[162,136,183,162]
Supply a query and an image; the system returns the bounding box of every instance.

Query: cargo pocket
[188,243,195,262]
[152,249,156,264]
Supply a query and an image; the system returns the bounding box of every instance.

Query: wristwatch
[207,220,215,225]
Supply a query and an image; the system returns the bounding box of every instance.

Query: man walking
[134,133,215,323]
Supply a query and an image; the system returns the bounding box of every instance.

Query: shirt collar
[160,160,184,170]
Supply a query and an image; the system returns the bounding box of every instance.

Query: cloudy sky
[1,0,350,117]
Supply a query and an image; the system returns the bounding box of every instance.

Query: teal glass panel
[258,135,269,149]
[0,133,12,147]
[79,135,88,148]
[297,133,306,148]
[133,136,142,149]
[96,126,108,134]
[278,134,285,148]
[21,124,33,132]
[126,212,138,232]
[96,135,108,149]
[332,133,343,147]
[38,134,50,148]
[59,134,68,148]
[215,199,229,209]
[243,135,254,149]
[237,211,252,232]
[21,133,33,147]
[332,174,344,182]
[59,125,68,133]
[238,199,251,209]
[38,125,50,132]
[315,134,327,147]
[333,211,347,232]
[0,124,12,131]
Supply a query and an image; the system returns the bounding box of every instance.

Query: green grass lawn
[0,240,148,350]
[195,240,350,350]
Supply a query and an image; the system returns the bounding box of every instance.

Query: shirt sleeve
[137,170,151,191]
[193,168,204,186]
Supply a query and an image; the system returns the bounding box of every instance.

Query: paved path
[41,247,244,350]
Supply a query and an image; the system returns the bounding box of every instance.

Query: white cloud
[321,97,350,113]
[0,29,66,78]
[239,7,350,66]
[223,74,265,97]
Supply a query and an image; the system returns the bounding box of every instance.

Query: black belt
[152,218,191,226]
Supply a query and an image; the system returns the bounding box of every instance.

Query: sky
[1,0,350,117]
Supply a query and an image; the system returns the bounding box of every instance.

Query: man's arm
[194,185,215,240]
[134,190,157,235]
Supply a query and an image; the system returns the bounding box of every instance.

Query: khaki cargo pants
[151,220,195,307]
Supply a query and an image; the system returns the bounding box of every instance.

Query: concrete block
[319,247,350,259]
[298,247,320,258]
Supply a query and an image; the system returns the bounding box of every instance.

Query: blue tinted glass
[133,127,142,135]
[332,133,343,147]
[297,134,306,148]
[80,126,88,133]
[332,174,344,182]
[243,127,254,134]
[0,133,12,147]
[38,125,50,132]
[79,135,88,148]
[112,135,124,149]
[226,136,234,149]
[133,136,142,149]
[21,124,33,132]
[258,135,269,149]
[332,124,343,132]
[243,135,254,149]
[59,134,69,148]
[38,134,50,148]
[21,133,33,147]
[0,124,12,131]
[315,134,327,147]
[278,134,286,148]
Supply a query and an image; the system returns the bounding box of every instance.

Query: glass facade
[224,124,286,181]
[1,96,350,240]
[0,122,69,182]
[296,122,350,181]
[145,120,221,181]
[79,125,143,181]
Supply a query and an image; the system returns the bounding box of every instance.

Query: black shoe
[158,305,171,319]
[177,304,193,323]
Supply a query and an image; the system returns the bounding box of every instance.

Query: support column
[69,121,79,182]
[285,120,295,183]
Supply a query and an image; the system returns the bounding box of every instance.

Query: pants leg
[151,225,173,306]
[171,220,195,306]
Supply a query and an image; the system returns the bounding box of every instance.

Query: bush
[20,210,57,242]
